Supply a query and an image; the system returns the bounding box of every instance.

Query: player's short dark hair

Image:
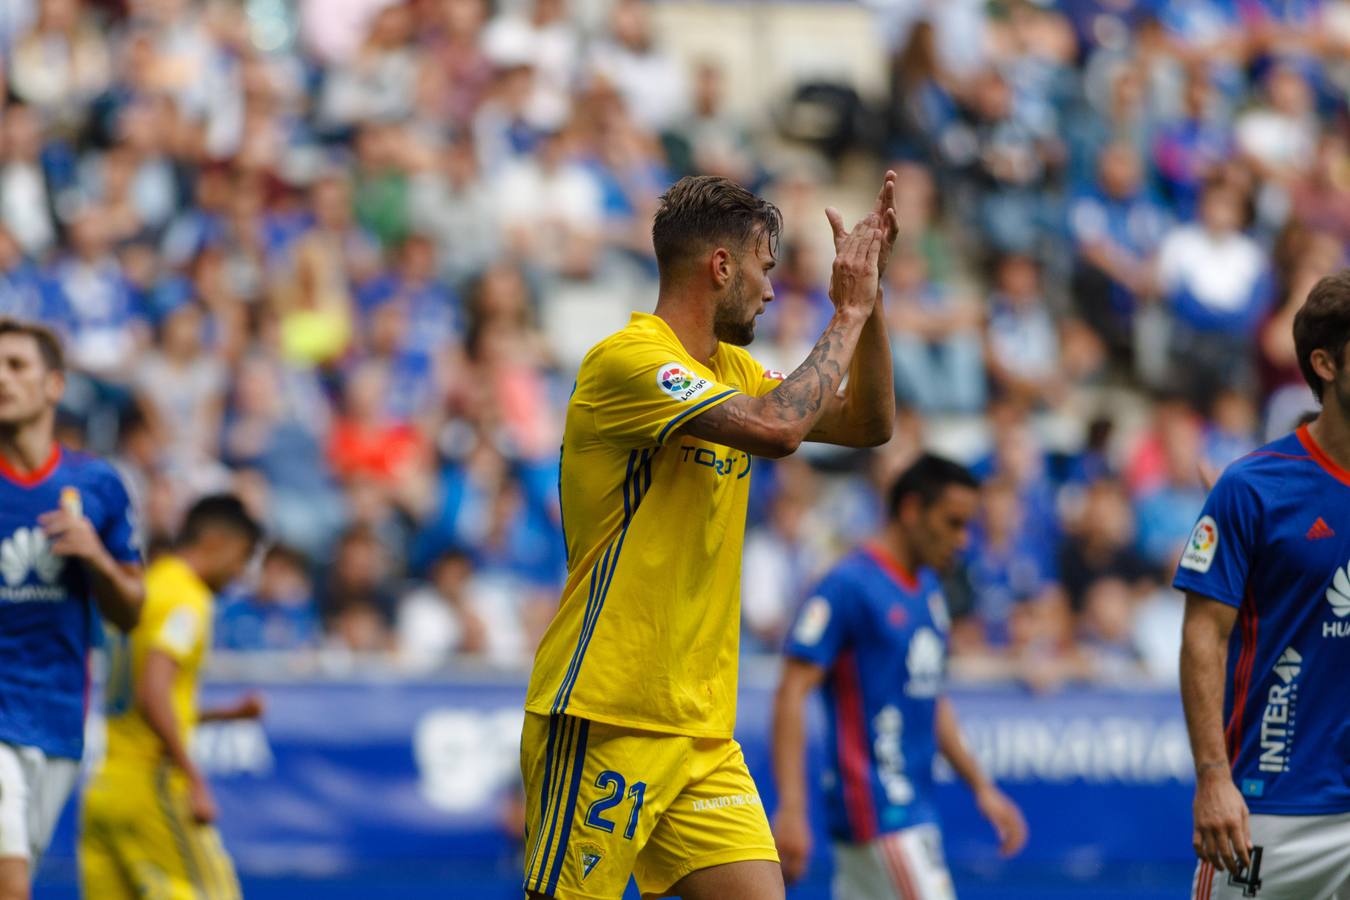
[886,454,979,519]
[1293,270,1350,402]
[0,317,64,372]
[179,494,263,549]
[651,176,782,278]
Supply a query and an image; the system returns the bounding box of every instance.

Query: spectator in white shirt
[1156,177,1272,404]
[0,103,58,258]
[589,0,689,133]
[984,253,1064,408]
[494,129,602,279]
[397,549,524,671]
[1236,62,1319,185]
[482,0,580,133]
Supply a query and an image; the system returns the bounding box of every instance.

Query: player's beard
[712,270,757,347]
[1330,371,1350,422]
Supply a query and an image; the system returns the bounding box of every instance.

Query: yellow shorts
[79,763,241,900]
[520,712,778,899]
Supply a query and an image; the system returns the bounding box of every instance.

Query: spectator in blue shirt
[1133,409,1207,569]
[0,225,67,326]
[984,253,1063,408]
[1202,387,1260,470]
[964,477,1061,649]
[221,356,347,558]
[216,545,321,652]
[956,69,1052,254]
[887,244,986,413]
[1152,66,1235,219]
[1069,142,1169,364]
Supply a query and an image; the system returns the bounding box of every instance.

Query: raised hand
[826,214,884,322]
[825,170,900,278]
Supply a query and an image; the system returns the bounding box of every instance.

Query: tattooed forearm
[767,323,849,420]
[679,311,868,457]
[804,291,894,446]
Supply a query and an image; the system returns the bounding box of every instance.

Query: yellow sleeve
[140,586,206,666]
[583,335,742,448]
[728,345,787,398]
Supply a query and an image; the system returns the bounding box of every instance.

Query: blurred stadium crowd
[0,0,1345,686]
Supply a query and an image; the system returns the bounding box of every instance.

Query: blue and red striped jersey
[784,545,949,841]
[1175,425,1350,813]
[0,445,140,759]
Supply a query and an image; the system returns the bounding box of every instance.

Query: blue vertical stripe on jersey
[656,390,738,444]
[558,442,568,566]
[522,714,560,887]
[558,447,653,712]
[531,715,578,891]
[551,541,609,714]
[550,450,638,713]
[544,718,591,895]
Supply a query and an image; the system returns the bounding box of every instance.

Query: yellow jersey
[524,311,783,738]
[101,555,212,770]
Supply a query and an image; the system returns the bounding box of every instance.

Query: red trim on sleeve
[0,443,61,487]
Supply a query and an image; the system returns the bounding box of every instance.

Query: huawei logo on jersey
[0,527,63,602]
[1323,564,1350,638]
[1326,564,1350,618]
[904,627,944,698]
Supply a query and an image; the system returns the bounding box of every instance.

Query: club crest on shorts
[577,841,603,882]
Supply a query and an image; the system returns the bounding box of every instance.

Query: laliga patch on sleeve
[159,607,201,657]
[793,596,832,646]
[763,369,787,381]
[656,362,712,402]
[1180,515,1219,573]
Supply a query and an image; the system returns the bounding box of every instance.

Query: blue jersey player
[0,318,143,900]
[772,455,1026,899]
[1179,271,1350,900]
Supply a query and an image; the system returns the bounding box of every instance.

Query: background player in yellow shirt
[522,173,899,900]
[80,495,265,900]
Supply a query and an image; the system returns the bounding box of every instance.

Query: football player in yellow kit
[81,495,264,900]
[522,173,900,900]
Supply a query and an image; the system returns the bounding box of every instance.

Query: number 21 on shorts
[585,770,646,840]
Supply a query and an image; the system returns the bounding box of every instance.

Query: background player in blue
[0,318,144,900]
[771,455,1027,899]
[1179,270,1350,900]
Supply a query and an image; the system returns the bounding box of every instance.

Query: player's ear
[899,492,923,526]
[44,369,64,405]
[1310,348,1340,387]
[709,247,733,289]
